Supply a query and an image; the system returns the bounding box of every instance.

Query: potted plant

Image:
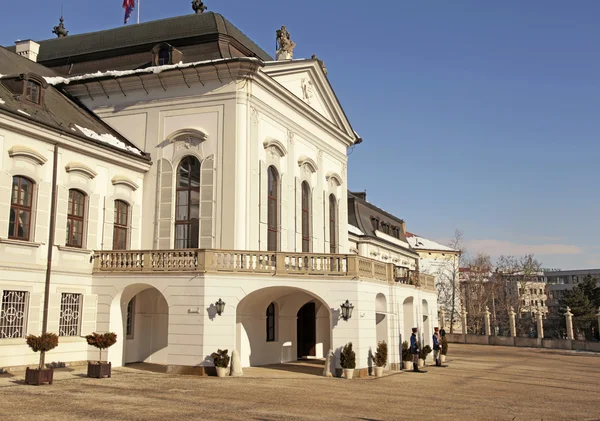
[86,332,117,378]
[401,341,412,370]
[25,333,59,385]
[340,342,356,379]
[211,349,230,378]
[419,345,432,367]
[373,341,387,377]
[441,336,448,363]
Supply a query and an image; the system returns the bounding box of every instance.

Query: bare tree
[460,253,494,334]
[434,230,464,333]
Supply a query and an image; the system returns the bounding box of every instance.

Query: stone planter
[441,355,447,363]
[25,367,54,385]
[87,362,112,379]
[418,359,425,368]
[343,368,354,379]
[215,367,228,378]
[403,361,412,370]
[374,366,384,377]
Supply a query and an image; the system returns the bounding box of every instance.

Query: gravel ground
[1,344,599,421]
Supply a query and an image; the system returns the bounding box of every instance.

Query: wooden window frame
[301,181,311,253]
[9,176,34,241]
[175,156,201,249]
[66,189,86,248]
[113,199,129,250]
[24,80,41,104]
[329,194,337,254]
[266,302,276,342]
[267,166,279,252]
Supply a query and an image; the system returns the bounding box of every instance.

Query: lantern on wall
[215,298,226,316]
[340,300,354,321]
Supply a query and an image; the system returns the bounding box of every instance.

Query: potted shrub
[373,341,387,377]
[419,345,432,367]
[401,341,412,370]
[86,332,117,378]
[25,333,59,385]
[211,349,230,378]
[340,342,356,379]
[441,336,448,363]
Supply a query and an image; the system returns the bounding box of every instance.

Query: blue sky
[2,1,599,269]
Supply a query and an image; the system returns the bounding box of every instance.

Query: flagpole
[137,0,140,24]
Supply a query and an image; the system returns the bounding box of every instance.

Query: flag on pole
[123,0,135,24]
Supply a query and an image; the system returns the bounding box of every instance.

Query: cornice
[111,175,139,191]
[8,145,48,165]
[65,162,98,179]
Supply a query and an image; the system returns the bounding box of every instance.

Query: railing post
[275,253,286,275]
[93,253,101,271]
[386,263,395,283]
[198,250,215,273]
[347,256,358,278]
[142,251,151,272]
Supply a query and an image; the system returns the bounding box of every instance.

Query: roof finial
[192,0,207,14]
[276,26,296,61]
[52,16,69,38]
[311,54,327,75]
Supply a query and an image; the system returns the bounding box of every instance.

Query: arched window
[267,166,279,252]
[9,176,34,241]
[67,189,86,248]
[329,194,337,254]
[266,302,276,342]
[301,181,311,253]
[113,200,129,250]
[175,156,201,249]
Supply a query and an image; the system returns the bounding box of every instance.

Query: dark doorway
[297,302,316,358]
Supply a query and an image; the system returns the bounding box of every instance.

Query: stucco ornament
[301,78,315,103]
[276,26,296,61]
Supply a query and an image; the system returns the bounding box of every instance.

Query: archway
[109,284,169,366]
[403,297,415,342]
[375,293,388,346]
[236,287,331,368]
[422,299,430,347]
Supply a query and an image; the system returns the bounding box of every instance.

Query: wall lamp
[340,300,354,321]
[215,298,226,316]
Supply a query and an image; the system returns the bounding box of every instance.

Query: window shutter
[46,293,61,334]
[26,293,42,336]
[102,196,115,250]
[0,171,13,238]
[258,160,268,251]
[157,159,173,249]
[280,173,288,251]
[199,156,215,249]
[34,182,51,243]
[87,194,100,250]
[54,186,69,246]
[81,294,98,336]
[295,177,302,251]
[130,203,141,250]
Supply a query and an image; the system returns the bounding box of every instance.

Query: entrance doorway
[297,302,316,358]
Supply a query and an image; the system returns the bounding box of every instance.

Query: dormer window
[371,217,379,231]
[25,80,41,104]
[151,43,183,67]
[157,48,171,66]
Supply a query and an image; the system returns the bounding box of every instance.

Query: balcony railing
[93,249,436,291]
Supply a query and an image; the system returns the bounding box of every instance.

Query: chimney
[400,221,406,234]
[15,40,40,62]
[352,191,367,201]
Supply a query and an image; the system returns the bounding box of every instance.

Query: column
[565,306,574,340]
[461,309,468,334]
[536,307,544,339]
[484,306,491,336]
[508,307,516,338]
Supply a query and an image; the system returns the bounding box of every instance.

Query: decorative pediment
[326,171,343,187]
[111,176,139,191]
[157,128,208,148]
[297,155,318,173]
[8,145,47,165]
[263,138,288,157]
[65,162,97,179]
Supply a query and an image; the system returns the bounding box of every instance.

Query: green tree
[560,274,599,338]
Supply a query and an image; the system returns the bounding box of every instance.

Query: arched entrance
[403,297,415,341]
[236,287,331,368]
[109,284,169,367]
[375,293,388,346]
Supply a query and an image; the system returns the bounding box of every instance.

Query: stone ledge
[0,360,87,374]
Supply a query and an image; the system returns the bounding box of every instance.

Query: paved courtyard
[1,344,599,421]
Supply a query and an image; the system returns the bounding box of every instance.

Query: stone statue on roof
[312,54,327,75]
[192,0,207,14]
[52,16,68,38]
[276,26,296,61]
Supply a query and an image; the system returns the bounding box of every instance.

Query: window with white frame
[0,290,29,339]
[59,293,82,336]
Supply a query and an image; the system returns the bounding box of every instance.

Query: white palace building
[0,10,438,376]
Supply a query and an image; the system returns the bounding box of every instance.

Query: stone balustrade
[92,249,436,290]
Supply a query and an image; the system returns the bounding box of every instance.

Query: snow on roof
[43,57,261,85]
[17,109,31,116]
[0,98,5,105]
[348,224,364,236]
[74,124,142,155]
[406,232,458,252]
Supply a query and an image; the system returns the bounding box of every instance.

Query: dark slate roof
[6,12,272,75]
[347,191,416,254]
[0,47,149,161]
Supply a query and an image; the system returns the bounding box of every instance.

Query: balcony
[92,249,436,291]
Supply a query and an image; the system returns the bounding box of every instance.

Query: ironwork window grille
[267,166,279,252]
[266,302,275,342]
[329,194,337,254]
[126,297,135,339]
[113,200,129,250]
[9,176,34,241]
[0,290,29,339]
[59,293,82,337]
[67,189,86,248]
[301,181,311,253]
[175,156,200,249]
